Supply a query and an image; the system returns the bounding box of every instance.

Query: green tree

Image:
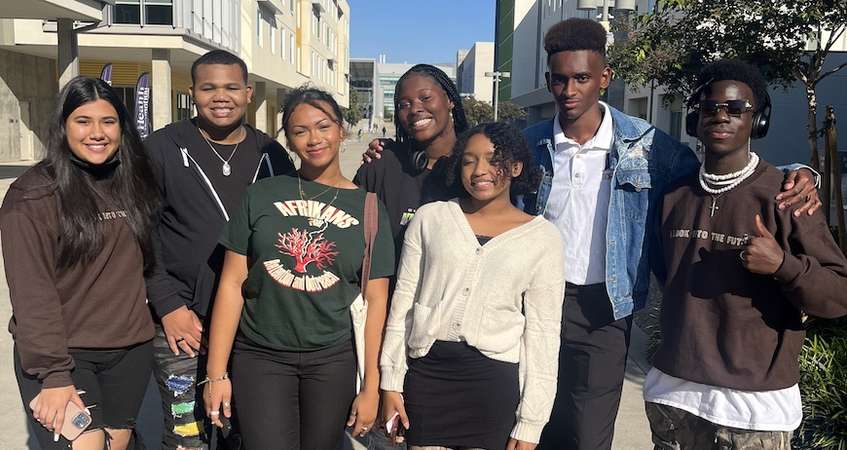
[610,0,847,169]
[343,90,365,127]
[461,97,527,126]
[498,101,528,123]
[462,97,494,126]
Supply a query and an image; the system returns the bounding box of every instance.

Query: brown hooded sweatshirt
[0,165,153,388]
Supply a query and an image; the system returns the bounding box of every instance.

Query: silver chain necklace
[199,128,242,177]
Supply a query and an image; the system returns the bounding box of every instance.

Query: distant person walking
[358,128,363,141]
[1,76,160,450]
[382,126,387,137]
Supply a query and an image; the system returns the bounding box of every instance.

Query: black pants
[15,341,153,450]
[231,339,357,450]
[538,283,633,450]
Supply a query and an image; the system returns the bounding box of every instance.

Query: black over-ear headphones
[380,138,429,174]
[685,79,771,139]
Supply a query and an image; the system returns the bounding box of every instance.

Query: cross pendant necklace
[709,195,721,217]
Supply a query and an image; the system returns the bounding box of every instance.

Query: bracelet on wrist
[198,372,229,385]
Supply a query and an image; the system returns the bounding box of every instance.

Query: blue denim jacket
[520,106,699,320]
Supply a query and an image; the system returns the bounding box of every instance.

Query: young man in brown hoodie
[645,59,847,449]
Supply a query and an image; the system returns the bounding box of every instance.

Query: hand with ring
[203,375,232,428]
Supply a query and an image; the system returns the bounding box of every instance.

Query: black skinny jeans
[231,339,357,450]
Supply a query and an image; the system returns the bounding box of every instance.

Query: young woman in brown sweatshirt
[0,77,160,450]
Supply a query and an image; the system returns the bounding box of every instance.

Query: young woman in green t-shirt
[202,87,395,449]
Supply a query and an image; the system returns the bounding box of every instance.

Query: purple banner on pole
[135,72,152,139]
[100,63,113,86]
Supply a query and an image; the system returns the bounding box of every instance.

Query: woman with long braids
[203,86,395,449]
[354,64,469,249]
[1,76,160,450]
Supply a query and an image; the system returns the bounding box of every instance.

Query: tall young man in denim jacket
[525,19,821,450]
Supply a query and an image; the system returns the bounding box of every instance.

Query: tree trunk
[806,85,821,170]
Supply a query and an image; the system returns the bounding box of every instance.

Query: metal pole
[493,75,500,121]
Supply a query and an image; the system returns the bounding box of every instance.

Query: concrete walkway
[0,137,652,449]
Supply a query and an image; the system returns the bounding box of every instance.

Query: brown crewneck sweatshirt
[655,160,847,391]
[0,165,153,388]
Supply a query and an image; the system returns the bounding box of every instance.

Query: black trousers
[538,283,633,450]
[231,339,357,450]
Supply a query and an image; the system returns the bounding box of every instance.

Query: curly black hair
[544,18,607,62]
[446,122,542,198]
[694,59,769,113]
[393,64,469,145]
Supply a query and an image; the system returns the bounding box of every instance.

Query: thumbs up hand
[740,214,785,275]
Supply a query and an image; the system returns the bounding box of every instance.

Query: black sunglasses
[695,99,754,117]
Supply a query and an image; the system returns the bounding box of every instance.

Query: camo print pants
[646,402,793,450]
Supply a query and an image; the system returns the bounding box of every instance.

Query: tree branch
[817,60,847,84]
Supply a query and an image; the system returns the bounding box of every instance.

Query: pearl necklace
[699,152,759,195]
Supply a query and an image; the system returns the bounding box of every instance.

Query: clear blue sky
[349,0,496,64]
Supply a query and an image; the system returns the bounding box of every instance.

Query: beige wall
[0,48,57,161]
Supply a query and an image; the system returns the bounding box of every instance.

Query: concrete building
[376,56,454,119]
[349,57,382,128]
[456,42,494,104]
[0,0,350,162]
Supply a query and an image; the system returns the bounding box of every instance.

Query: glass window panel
[145,5,173,24]
[114,4,141,23]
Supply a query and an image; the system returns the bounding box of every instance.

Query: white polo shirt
[544,102,613,285]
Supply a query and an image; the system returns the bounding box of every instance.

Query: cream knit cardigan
[380,199,566,443]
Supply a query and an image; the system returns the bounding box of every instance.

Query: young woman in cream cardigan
[380,122,566,450]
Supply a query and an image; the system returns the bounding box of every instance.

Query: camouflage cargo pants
[645,402,792,450]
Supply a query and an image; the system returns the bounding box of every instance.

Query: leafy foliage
[610,0,847,167]
[461,97,527,127]
[795,317,847,449]
[342,90,365,127]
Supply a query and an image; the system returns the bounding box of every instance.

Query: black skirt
[404,340,520,449]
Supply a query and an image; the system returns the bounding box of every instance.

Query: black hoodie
[144,119,295,319]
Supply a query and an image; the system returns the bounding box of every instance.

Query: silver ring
[739,250,746,262]
[223,401,230,407]
[209,411,220,416]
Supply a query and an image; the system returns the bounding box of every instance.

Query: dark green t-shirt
[220,174,395,351]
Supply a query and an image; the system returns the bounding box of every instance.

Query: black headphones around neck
[685,79,771,139]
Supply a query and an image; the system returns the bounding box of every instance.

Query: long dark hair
[43,76,160,273]
[393,64,469,146]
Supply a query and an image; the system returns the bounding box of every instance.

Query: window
[114,0,141,24]
[281,30,286,60]
[312,11,320,38]
[271,25,277,53]
[256,8,262,45]
[290,0,295,14]
[289,30,296,65]
[145,0,172,25]
[113,0,172,25]
[176,92,195,121]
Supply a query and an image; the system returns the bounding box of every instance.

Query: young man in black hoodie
[144,50,294,450]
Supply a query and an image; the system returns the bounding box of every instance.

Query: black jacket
[144,119,295,319]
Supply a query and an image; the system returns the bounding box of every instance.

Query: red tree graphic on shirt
[275,224,338,273]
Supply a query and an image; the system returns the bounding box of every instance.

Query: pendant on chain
[222,162,231,177]
[709,196,719,217]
